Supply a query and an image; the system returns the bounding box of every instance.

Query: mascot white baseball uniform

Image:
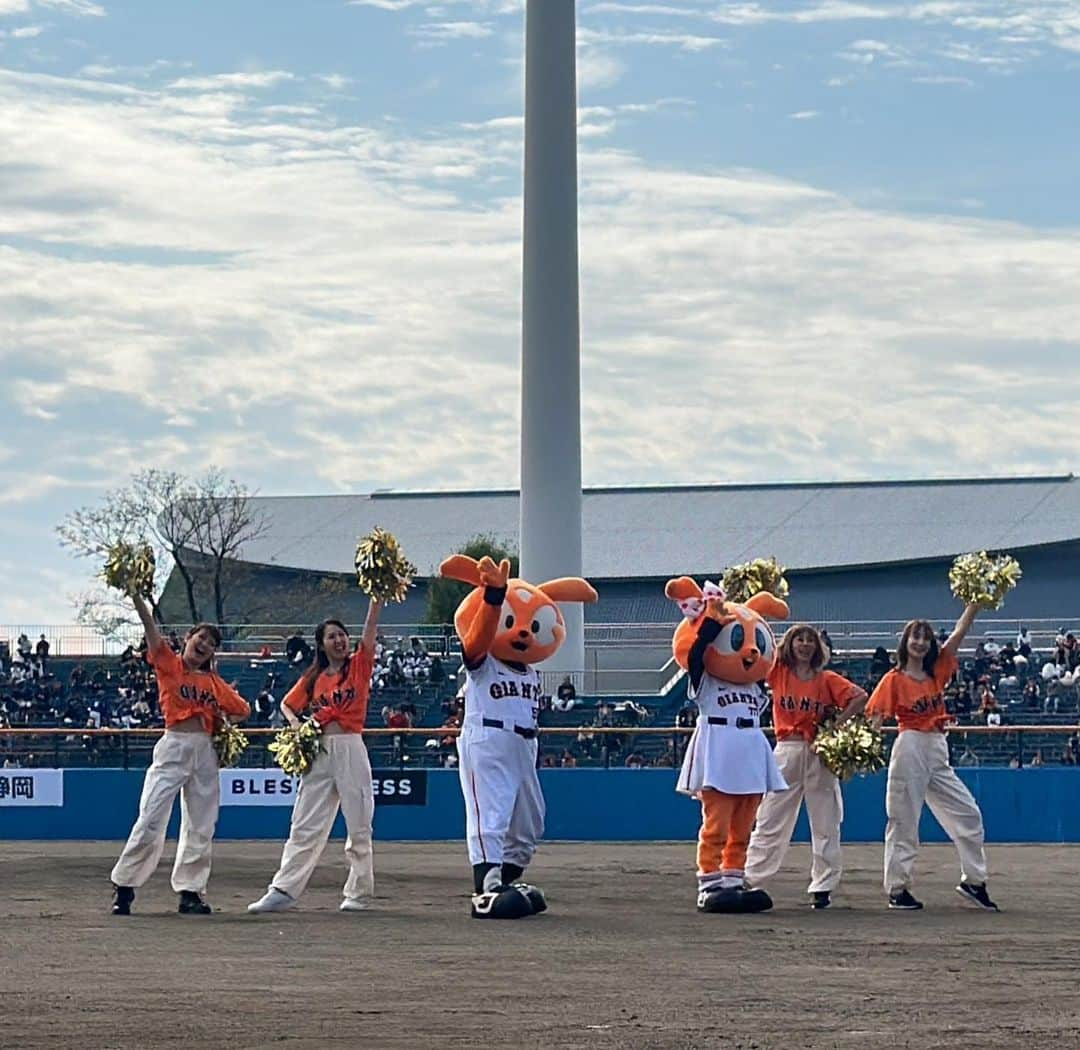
[666,577,789,914]
[439,553,597,919]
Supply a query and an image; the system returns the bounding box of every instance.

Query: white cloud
[170,70,296,91]
[788,109,821,119]
[0,0,31,15]
[12,23,43,36]
[2,42,1080,617]
[315,73,351,90]
[408,20,494,44]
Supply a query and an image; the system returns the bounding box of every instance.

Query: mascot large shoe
[442,553,597,920]
[697,887,773,914]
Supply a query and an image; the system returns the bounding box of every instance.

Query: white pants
[884,730,988,893]
[269,734,375,901]
[458,726,544,869]
[745,737,844,894]
[111,731,220,894]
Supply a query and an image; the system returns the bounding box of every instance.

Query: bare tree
[57,467,267,630]
[190,469,270,625]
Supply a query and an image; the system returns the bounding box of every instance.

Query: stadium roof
[234,475,1080,580]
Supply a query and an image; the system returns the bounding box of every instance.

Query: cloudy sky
[2,0,1079,625]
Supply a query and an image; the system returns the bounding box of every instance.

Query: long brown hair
[185,623,222,671]
[302,619,351,704]
[777,624,828,673]
[897,619,939,675]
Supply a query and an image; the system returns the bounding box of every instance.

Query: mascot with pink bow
[666,575,790,913]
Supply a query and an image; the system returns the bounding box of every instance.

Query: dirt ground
[2,841,1077,1050]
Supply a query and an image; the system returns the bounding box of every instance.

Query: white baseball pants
[745,737,844,894]
[458,726,544,869]
[269,734,375,901]
[884,730,988,893]
[111,731,220,894]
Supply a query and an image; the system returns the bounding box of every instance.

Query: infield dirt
[2,841,1076,1050]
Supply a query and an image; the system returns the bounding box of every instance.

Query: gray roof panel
[233,475,1079,579]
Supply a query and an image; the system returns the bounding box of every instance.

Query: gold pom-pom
[212,719,249,768]
[722,556,789,605]
[355,527,416,604]
[948,551,1022,610]
[811,715,886,780]
[268,719,324,776]
[102,541,156,599]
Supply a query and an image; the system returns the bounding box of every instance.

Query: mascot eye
[755,626,773,657]
[504,614,515,629]
[501,602,516,631]
[711,622,745,655]
[530,604,560,647]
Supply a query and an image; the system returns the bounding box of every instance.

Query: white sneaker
[339,897,371,912]
[247,888,296,914]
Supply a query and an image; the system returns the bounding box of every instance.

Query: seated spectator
[1008,755,1021,769]
[553,675,577,712]
[560,751,577,768]
[676,702,696,729]
[977,684,999,724]
[285,630,312,666]
[997,641,1016,675]
[983,634,1000,658]
[1030,748,1045,767]
[870,646,892,680]
[1022,679,1040,710]
[16,633,32,661]
[254,688,275,724]
[409,636,428,658]
[539,752,557,768]
[1016,626,1032,658]
[428,654,445,685]
[624,751,645,769]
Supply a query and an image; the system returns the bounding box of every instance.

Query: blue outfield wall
[3,768,1080,843]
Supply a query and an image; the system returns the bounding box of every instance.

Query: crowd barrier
[2,728,1080,843]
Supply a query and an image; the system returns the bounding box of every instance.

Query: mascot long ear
[439,554,483,587]
[744,593,790,620]
[665,576,702,602]
[537,578,598,604]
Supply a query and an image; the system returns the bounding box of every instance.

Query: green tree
[423,534,519,625]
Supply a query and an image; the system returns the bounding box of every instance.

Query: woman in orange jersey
[867,603,998,912]
[744,625,867,909]
[110,594,250,916]
[248,603,382,914]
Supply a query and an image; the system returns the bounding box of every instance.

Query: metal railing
[2,725,1077,771]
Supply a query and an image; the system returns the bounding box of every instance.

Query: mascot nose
[518,629,530,639]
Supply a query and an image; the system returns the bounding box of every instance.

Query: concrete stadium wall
[3,768,1080,843]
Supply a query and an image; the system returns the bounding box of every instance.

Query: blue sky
[2,0,1080,624]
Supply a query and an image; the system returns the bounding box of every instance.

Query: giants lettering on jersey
[908,694,945,716]
[179,683,221,712]
[488,680,542,701]
[776,695,835,720]
[313,684,357,715]
[713,688,766,714]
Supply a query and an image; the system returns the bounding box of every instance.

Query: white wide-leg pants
[745,737,844,894]
[884,730,988,893]
[111,731,220,894]
[269,734,375,901]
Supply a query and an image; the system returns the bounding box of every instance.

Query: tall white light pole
[519,0,584,679]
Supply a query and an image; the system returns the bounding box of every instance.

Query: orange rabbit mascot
[440,553,597,919]
[666,576,789,913]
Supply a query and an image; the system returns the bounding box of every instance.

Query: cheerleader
[248,601,382,914]
[110,595,250,916]
[866,604,998,911]
[744,625,867,909]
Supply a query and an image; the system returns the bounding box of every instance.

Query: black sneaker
[111,885,135,916]
[810,891,831,910]
[955,882,999,911]
[888,889,923,910]
[178,891,212,915]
